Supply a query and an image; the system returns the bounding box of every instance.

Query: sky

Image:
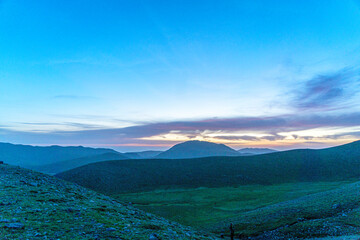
[1,0,360,151]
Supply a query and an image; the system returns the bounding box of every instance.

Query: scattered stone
[4,223,24,229]
[149,233,160,240]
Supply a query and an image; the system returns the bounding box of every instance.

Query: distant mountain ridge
[156,140,240,159]
[124,150,163,159]
[56,140,360,194]
[33,152,129,175]
[0,142,117,167]
[237,148,278,155]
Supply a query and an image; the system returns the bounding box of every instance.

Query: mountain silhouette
[156,140,240,159]
[0,142,117,167]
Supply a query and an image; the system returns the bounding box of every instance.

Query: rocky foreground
[0,163,218,239]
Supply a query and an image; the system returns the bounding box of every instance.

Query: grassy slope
[211,181,360,239]
[112,181,354,228]
[56,141,360,194]
[0,164,218,240]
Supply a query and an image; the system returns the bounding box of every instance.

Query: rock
[106,227,116,232]
[4,223,24,229]
[149,233,160,240]
[0,161,3,164]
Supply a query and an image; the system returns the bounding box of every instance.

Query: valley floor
[113,181,354,228]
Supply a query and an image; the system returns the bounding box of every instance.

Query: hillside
[238,148,278,155]
[124,151,163,159]
[156,140,240,159]
[57,140,360,194]
[211,181,360,239]
[33,152,129,175]
[0,163,218,240]
[0,142,117,167]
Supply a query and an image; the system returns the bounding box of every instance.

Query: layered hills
[0,142,117,167]
[57,140,360,194]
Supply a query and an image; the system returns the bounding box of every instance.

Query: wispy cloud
[1,112,360,149]
[292,68,359,111]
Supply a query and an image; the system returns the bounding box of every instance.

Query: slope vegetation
[211,181,360,239]
[0,163,218,240]
[57,141,360,194]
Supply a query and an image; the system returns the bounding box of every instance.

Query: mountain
[33,152,129,175]
[57,140,360,194]
[0,163,217,239]
[156,140,240,159]
[124,150,163,159]
[0,142,117,167]
[237,148,278,155]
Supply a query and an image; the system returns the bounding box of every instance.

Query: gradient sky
[1,0,360,151]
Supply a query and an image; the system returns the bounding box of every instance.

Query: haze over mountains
[237,148,277,155]
[0,142,117,167]
[0,141,280,175]
[34,152,129,175]
[123,150,163,159]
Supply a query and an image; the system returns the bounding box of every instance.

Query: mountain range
[56,140,360,194]
[33,152,129,175]
[0,142,116,167]
[0,141,280,175]
[237,147,277,155]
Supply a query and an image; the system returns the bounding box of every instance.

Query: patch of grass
[141,223,164,230]
[113,181,354,228]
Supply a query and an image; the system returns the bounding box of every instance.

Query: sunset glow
[1,0,360,151]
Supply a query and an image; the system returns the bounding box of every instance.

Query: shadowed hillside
[33,152,129,175]
[57,141,360,194]
[156,140,240,159]
[0,142,117,167]
[0,163,218,239]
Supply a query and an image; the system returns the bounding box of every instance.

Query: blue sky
[1,0,360,151]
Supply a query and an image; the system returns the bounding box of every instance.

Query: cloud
[292,68,359,110]
[1,112,360,148]
[212,135,260,141]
